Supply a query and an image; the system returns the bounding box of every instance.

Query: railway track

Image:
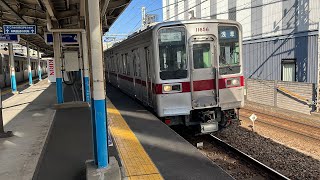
[210,134,290,180]
[240,109,320,141]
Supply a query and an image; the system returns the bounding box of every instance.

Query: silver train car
[0,53,47,88]
[105,19,244,134]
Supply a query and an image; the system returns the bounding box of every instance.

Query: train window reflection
[193,43,212,69]
[218,26,240,75]
[158,27,187,80]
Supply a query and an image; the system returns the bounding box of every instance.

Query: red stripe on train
[109,72,244,94]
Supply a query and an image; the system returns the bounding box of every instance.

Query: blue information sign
[45,33,79,45]
[0,33,19,43]
[3,25,37,35]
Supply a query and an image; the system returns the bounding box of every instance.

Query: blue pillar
[11,74,17,92]
[92,99,108,168]
[28,71,32,85]
[87,0,108,168]
[53,33,64,104]
[56,78,64,104]
[8,43,17,93]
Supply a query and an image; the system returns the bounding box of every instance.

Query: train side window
[15,61,20,72]
[122,54,127,74]
[132,49,140,77]
[125,54,130,75]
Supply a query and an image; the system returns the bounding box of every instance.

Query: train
[0,53,47,88]
[105,19,244,134]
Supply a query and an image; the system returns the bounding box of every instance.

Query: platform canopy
[0,0,130,54]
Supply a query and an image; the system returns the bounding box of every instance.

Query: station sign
[3,25,37,35]
[47,59,56,83]
[45,33,79,45]
[0,33,19,43]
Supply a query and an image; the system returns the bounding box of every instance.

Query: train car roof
[105,19,241,51]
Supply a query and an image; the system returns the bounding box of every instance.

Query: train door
[189,36,218,109]
[144,47,152,106]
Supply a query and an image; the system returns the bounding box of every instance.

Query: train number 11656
[195,27,209,32]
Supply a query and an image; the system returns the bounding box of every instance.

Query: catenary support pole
[8,43,17,93]
[53,32,64,104]
[81,31,91,102]
[87,0,108,168]
[26,42,32,85]
[37,47,42,81]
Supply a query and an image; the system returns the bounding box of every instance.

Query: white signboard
[161,32,182,42]
[47,59,56,83]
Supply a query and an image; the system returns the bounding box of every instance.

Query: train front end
[153,20,244,134]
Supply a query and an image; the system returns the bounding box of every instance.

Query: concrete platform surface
[33,85,120,180]
[0,79,56,180]
[107,85,233,180]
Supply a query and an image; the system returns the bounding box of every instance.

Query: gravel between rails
[173,126,268,180]
[213,124,320,180]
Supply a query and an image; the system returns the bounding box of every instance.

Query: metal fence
[245,79,316,114]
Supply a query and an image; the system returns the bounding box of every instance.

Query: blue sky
[105,0,163,41]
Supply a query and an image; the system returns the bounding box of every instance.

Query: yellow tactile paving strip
[107,98,163,180]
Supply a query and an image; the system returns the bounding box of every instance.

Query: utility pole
[141,6,146,29]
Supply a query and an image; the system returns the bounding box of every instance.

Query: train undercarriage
[163,108,239,135]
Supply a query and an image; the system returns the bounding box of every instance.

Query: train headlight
[226,78,240,87]
[163,85,172,92]
[162,84,182,93]
[231,79,240,86]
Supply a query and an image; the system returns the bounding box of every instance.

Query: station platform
[0,79,56,180]
[106,85,233,180]
[0,79,233,180]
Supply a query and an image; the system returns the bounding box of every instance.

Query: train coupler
[200,122,219,134]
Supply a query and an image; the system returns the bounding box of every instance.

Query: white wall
[237,0,252,40]
[216,0,228,20]
[162,0,320,39]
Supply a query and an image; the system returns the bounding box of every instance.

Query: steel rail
[210,134,290,180]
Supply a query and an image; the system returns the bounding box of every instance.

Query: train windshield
[218,26,240,75]
[158,27,187,80]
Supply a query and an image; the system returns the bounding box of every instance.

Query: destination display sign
[160,32,182,42]
[219,29,238,39]
[3,25,37,35]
